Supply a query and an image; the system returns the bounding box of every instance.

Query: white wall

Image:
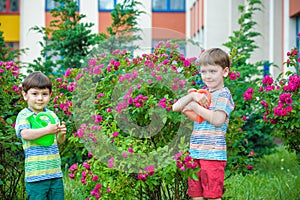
[133,0,152,56]
[80,0,99,34]
[204,0,231,50]
[20,0,45,73]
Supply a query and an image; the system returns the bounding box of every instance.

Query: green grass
[223,147,300,200]
[64,172,87,200]
[64,147,300,200]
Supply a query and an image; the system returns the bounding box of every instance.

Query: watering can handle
[35,113,56,124]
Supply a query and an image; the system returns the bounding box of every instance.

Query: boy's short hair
[22,71,52,93]
[199,48,230,69]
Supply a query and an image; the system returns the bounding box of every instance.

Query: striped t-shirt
[189,87,234,161]
[15,108,63,182]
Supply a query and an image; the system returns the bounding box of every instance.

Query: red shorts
[188,159,226,198]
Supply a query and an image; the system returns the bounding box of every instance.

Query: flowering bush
[0,61,26,199]
[244,46,300,161]
[49,41,201,199]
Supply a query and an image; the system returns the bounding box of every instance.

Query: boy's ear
[22,91,27,101]
[223,67,229,77]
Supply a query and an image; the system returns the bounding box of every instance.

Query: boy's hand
[58,121,67,136]
[46,123,59,135]
[182,101,202,112]
[189,92,209,107]
[57,121,67,144]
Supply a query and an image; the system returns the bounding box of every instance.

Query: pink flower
[97,93,104,98]
[144,165,155,176]
[82,171,87,178]
[108,157,114,168]
[242,116,247,121]
[92,175,99,181]
[128,148,134,153]
[137,173,147,181]
[83,162,90,170]
[183,60,190,67]
[69,173,75,179]
[69,163,78,172]
[114,61,120,67]
[94,115,102,124]
[88,152,93,158]
[229,72,237,80]
[112,132,119,137]
[172,84,179,91]
[88,59,96,67]
[162,59,170,65]
[262,76,274,85]
[122,152,127,158]
[65,68,72,77]
[261,100,268,107]
[81,177,87,185]
[174,152,183,160]
[247,165,253,170]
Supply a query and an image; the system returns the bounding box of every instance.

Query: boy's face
[200,65,229,91]
[22,88,51,113]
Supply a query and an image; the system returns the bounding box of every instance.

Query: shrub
[0,61,26,199]
[52,41,201,199]
[244,44,300,161]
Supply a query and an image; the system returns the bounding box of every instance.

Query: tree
[27,0,144,76]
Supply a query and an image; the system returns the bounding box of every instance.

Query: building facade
[0,0,299,76]
[187,0,300,76]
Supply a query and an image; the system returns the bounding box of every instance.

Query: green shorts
[26,178,64,200]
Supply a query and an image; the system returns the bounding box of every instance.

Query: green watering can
[27,112,56,146]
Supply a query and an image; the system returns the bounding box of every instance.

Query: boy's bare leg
[193,197,204,200]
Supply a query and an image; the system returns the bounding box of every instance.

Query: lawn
[64,146,300,199]
[223,146,300,199]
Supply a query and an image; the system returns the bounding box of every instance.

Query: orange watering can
[27,112,56,146]
[183,89,212,123]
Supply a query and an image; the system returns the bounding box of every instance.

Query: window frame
[152,0,185,13]
[98,0,122,12]
[45,0,80,12]
[0,0,20,14]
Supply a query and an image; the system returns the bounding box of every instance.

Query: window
[45,0,79,11]
[152,0,185,12]
[0,0,19,13]
[98,0,123,11]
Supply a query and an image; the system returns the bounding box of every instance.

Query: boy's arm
[57,121,67,144]
[172,92,208,112]
[184,101,227,127]
[20,123,59,140]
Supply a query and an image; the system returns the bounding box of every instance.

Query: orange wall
[190,0,204,38]
[199,0,204,29]
[99,12,113,34]
[152,13,186,40]
[191,6,195,38]
[289,0,300,17]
